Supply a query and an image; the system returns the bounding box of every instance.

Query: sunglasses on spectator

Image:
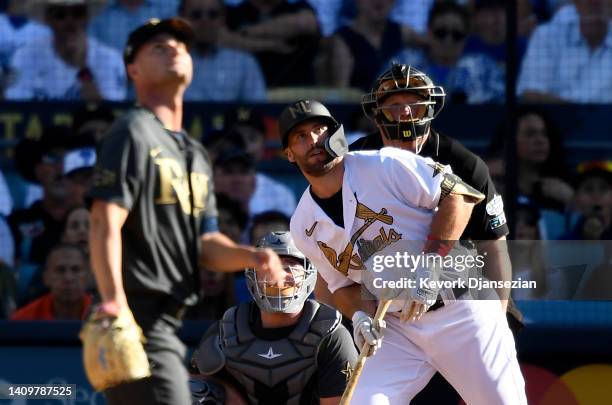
[47,5,88,20]
[188,8,221,20]
[433,28,466,42]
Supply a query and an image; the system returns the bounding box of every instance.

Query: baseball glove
[80,308,151,391]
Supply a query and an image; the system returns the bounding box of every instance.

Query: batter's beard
[300,153,338,177]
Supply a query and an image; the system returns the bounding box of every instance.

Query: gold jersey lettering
[154,155,208,216]
[190,172,209,217]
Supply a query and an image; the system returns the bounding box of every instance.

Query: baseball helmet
[278,100,348,158]
[362,63,445,142]
[245,231,316,314]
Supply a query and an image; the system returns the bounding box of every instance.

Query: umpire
[351,62,522,403]
[88,18,285,405]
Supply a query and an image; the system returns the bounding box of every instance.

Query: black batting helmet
[362,63,445,142]
[278,100,348,158]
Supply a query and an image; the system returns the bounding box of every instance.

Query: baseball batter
[280,100,527,404]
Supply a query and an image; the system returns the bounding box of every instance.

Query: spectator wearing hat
[9,126,81,267]
[11,243,92,320]
[63,146,96,207]
[5,0,126,101]
[180,0,266,102]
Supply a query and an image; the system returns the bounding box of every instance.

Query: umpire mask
[246,231,316,314]
[362,64,445,151]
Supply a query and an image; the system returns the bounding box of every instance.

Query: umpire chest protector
[204,300,341,405]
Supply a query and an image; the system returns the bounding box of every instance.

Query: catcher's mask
[362,63,445,146]
[246,231,316,314]
[279,99,348,158]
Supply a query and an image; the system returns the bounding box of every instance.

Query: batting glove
[352,310,386,357]
[401,253,442,322]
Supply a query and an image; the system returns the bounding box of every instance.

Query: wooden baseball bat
[340,299,393,405]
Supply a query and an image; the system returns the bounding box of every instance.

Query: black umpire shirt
[350,131,509,240]
[89,107,218,306]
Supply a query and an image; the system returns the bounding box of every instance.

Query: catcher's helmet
[278,99,348,158]
[362,63,445,142]
[246,231,316,314]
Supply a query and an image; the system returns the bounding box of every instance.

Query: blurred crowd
[0,0,611,320]
[0,0,610,103]
[0,102,610,320]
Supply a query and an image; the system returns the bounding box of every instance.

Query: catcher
[81,18,285,405]
[190,231,358,405]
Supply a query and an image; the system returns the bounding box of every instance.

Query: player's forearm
[89,202,128,307]
[429,194,475,241]
[199,231,259,272]
[477,236,512,302]
[332,283,377,319]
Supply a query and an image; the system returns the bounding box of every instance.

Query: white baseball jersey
[290,147,447,294]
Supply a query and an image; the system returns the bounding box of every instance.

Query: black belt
[427,299,445,312]
[427,286,468,312]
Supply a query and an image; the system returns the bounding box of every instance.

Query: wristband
[424,235,453,257]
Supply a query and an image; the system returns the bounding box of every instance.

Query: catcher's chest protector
[220,300,341,405]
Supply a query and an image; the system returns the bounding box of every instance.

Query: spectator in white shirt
[0,0,50,97]
[517,1,612,103]
[5,0,126,101]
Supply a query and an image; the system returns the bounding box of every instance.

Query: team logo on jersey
[317,202,395,275]
[305,221,318,237]
[357,227,403,265]
[258,347,283,360]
